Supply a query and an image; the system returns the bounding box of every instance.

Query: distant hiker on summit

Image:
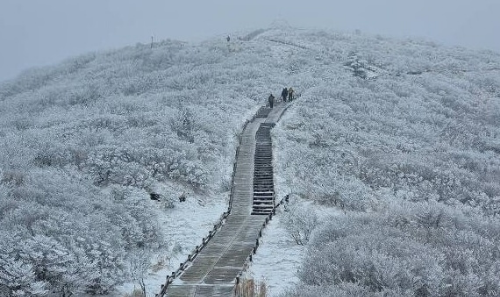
[268,93,275,108]
[281,88,288,102]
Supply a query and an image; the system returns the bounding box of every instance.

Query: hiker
[288,87,294,101]
[268,93,275,108]
[226,35,230,42]
[281,88,288,102]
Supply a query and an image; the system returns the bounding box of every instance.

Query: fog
[1,0,499,82]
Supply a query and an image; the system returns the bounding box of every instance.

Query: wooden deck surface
[165,104,287,296]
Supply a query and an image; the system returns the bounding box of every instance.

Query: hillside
[248,29,500,296]
[1,27,500,296]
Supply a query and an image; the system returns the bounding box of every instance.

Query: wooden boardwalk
[164,104,287,297]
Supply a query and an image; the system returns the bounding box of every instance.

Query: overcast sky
[1,0,499,82]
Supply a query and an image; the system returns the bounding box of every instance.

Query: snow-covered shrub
[280,200,318,245]
[0,26,287,295]
[2,26,500,295]
[1,170,26,187]
[302,228,444,294]
[279,283,401,297]
[270,31,500,295]
[289,198,500,296]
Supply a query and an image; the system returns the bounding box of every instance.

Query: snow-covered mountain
[1,27,499,296]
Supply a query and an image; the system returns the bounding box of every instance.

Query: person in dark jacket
[268,93,275,108]
[281,88,288,102]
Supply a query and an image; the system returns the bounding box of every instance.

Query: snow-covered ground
[1,25,500,296]
[116,193,227,296]
[243,209,305,297]
[244,203,344,297]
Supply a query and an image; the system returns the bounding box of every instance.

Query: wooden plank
[163,105,288,296]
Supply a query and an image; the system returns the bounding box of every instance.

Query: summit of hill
[1,27,499,296]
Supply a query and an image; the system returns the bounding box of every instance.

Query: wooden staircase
[252,121,275,215]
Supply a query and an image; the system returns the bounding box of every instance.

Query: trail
[158,103,288,297]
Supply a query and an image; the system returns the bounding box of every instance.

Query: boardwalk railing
[235,194,290,288]
[156,110,259,297]
[156,104,290,296]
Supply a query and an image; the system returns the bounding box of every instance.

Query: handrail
[234,194,289,293]
[155,110,259,297]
